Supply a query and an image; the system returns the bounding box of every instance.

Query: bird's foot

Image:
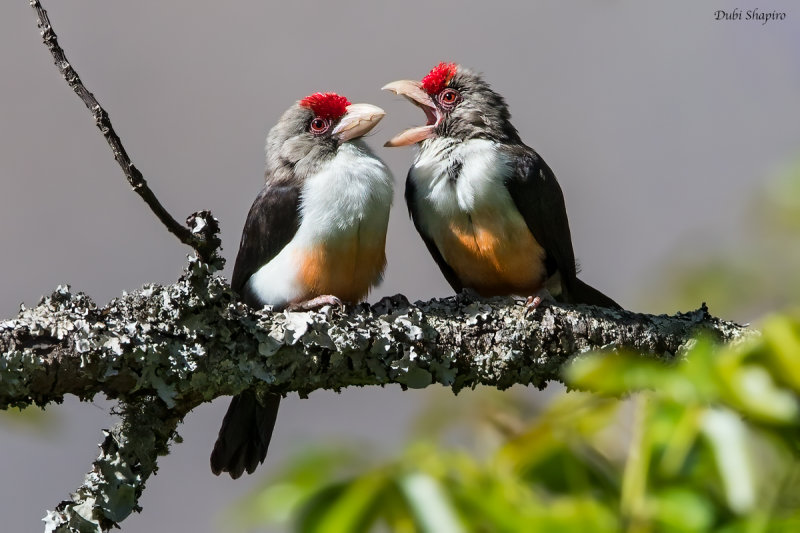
[524,295,542,314]
[286,295,345,312]
[522,289,554,316]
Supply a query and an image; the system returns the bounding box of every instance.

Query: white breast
[246,141,393,307]
[299,142,394,235]
[411,138,515,223]
[410,139,548,297]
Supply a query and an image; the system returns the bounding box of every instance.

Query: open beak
[332,103,386,143]
[381,80,441,147]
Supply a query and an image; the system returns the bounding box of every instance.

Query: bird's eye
[438,88,460,109]
[309,117,330,134]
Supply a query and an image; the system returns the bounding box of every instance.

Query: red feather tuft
[421,62,458,95]
[299,92,351,120]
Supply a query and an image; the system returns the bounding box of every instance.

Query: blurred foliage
[229,312,800,533]
[651,158,800,321]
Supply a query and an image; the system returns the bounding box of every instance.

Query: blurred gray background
[1,1,798,532]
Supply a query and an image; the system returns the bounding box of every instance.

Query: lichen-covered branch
[43,399,181,533]
[2,257,747,415]
[1,254,747,532]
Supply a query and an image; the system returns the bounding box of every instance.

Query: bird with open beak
[383,62,619,308]
[210,93,392,478]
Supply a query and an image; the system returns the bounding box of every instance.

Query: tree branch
[29,1,221,264]
[1,253,747,531]
[1,257,747,414]
[43,400,181,533]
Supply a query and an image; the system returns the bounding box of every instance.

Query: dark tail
[568,277,622,309]
[210,390,280,478]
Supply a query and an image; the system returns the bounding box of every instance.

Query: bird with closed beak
[211,92,393,478]
[383,62,619,309]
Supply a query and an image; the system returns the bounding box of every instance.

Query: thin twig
[29,1,220,263]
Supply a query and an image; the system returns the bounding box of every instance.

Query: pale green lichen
[0,253,749,533]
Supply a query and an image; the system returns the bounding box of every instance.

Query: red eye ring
[310,117,330,134]
[438,88,460,109]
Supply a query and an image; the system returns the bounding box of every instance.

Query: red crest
[299,93,351,120]
[421,62,457,95]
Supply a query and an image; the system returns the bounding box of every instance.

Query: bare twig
[29,1,220,263]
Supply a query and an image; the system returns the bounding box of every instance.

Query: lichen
[0,254,750,532]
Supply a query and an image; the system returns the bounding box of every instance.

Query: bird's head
[383,62,520,147]
[266,92,385,180]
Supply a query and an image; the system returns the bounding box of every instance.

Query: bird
[210,92,393,478]
[382,62,619,309]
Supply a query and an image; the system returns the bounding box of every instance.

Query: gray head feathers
[438,66,522,144]
[264,105,338,183]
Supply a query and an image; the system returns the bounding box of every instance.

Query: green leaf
[652,487,716,532]
[761,314,800,393]
[225,445,361,530]
[298,471,388,533]
[397,473,465,533]
[700,408,756,514]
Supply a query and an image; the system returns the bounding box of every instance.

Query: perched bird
[211,93,393,478]
[383,62,619,308]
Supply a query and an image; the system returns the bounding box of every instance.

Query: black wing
[231,181,301,305]
[501,144,578,294]
[405,172,463,292]
[212,180,299,478]
[502,144,621,308]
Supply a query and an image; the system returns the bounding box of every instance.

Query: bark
[1,248,747,531]
[1,256,747,414]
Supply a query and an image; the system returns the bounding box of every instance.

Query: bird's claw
[523,288,556,316]
[524,295,543,316]
[286,295,345,312]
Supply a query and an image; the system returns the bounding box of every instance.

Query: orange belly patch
[294,235,386,304]
[437,212,546,297]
